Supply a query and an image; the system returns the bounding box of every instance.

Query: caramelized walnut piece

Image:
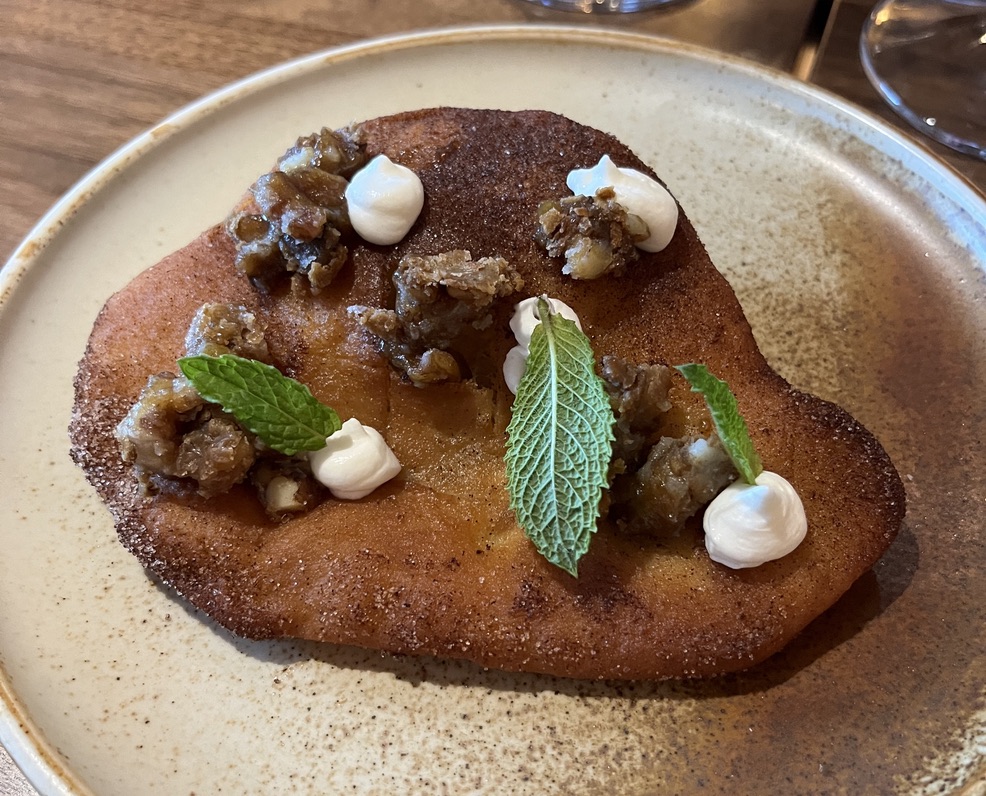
[119,302,273,498]
[184,303,272,362]
[407,348,462,385]
[535,187,648,279]
[116,373,204,478]
[278,228,348,291]
[250,457,325,521]
[277,126,366,179]
[614,434,737,534]
[115,373,257,498]
[349,306,463,387]
[600,355,673,471]
[394,250,525,347]
[600,357,739,533]
[226,212,283,288]
[350,250,522,386]
[253,171,328,242]
[226,127,367,294]
[173,408,257,497]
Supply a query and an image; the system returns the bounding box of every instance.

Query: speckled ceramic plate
[1,26,984,796]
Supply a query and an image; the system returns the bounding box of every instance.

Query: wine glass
[517,0,691,12]
[860,0,986,160]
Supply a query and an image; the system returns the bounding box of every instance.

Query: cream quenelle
[309,418,402,500]
[703,470,808,569]
[503,296,583,394]
[567,155,678,253]
[345,154,424,245]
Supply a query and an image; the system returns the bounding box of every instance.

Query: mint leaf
[178,354,341,455]
[674,363,762,485]
[505,298,615,577]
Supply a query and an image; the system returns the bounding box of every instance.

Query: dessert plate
[1,26,984,795]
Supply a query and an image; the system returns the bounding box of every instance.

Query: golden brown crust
[69,108,905,679]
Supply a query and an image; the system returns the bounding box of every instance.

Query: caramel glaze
[69,108,905,679]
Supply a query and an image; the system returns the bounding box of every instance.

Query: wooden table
[1,1,983,793]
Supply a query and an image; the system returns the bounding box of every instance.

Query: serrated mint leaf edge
[178,354,341,456]
[504,298,615,577]
[674,363,763,485]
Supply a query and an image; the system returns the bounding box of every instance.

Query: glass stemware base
[860,0,986,160]
[517,0,691,12]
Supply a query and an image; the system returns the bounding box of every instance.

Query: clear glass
[860,0,986,159]
[517,0,692,12]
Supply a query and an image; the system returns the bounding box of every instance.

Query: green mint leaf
[674,363,763,485]
[505,298,615,577]
[178,354,341,456]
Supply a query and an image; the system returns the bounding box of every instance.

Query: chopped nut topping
[612,434,737,534]
[277,127,365,179]
[184,303,272,362]
[226,127,367,294]
[394,250,524,347]
[600,356,739,533]
[117,302,324,514]
[406,348,462,385]
[116,373,257,498]
[601,355,673,471]
[351,250,523,386]
[349,306,463,387]
[172,408,257,496]
[535,187,647,279]
[250,457,325,521]
[118,302,273,496]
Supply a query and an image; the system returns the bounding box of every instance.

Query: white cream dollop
[344,154,424,245]
[503,296,582,394]
[566,155,678,253]
[703,471,807,569]
[308,418,401,500]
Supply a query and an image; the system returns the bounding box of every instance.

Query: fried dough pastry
[69,108,905,679]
